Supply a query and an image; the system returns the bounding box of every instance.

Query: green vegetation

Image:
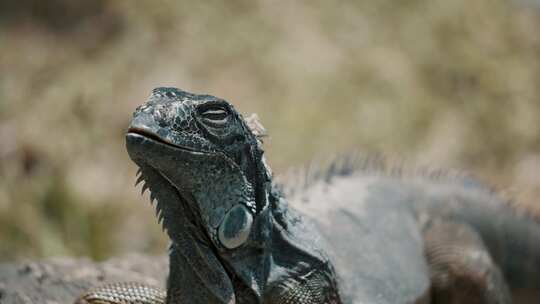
[0,0,539,261]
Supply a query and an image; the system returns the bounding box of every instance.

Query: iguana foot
[422,220,512,304]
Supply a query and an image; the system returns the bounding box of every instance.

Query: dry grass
[0,0,539,261]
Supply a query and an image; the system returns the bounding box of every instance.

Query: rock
[0,255,167,304]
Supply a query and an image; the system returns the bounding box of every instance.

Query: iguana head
[126,87,341,303]
[125,87,273,303]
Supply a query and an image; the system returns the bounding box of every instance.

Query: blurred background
[0,0,539,262]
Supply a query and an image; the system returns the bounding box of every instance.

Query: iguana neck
[165,185,278,303]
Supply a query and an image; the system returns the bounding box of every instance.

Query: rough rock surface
[0,255,166,304]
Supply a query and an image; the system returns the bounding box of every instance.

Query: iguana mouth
[127,127,207,154]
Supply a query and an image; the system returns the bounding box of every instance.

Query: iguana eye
[200,106,230,125]
[218,204,253,249]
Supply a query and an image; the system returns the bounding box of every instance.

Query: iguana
[77,87,540,304]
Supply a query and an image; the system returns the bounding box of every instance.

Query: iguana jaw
[126,130,256,235]
[127,127,207,154]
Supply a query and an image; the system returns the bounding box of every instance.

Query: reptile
[76,87,540,304]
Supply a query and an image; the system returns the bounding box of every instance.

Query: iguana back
[290,167,540,303]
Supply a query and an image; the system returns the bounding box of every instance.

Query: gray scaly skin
[77,87,540,304]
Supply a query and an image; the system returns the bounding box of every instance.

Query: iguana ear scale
[218,204,254,249]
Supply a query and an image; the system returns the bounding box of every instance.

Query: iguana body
[78,87,540,304]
